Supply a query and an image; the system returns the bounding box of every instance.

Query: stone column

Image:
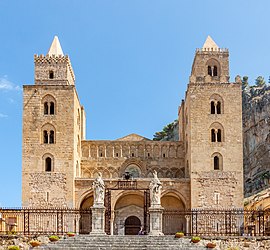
[148,170,164,235]
[90,204,106,235]
[90,173,106,235]
[110,210,114,235]
[185,215,190,235]
[148,206,164,235]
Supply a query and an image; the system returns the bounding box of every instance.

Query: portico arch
[79,193,93,234]
[161,192,186,235]
[113,192,145,235]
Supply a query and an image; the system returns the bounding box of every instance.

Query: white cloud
[0,113,8,118]
[0,77,21,91]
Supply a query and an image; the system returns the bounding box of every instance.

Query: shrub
[175,232,184,238]
[191,236,201,243]
[49,235,60,242]
[29,240,42,247]
[67,232,76,237]
[8,246,20,250]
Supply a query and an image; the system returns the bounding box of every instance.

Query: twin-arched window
[42,95,56,115]
[211,101,221,114]
[211,129,222,142]
[206,59,220,77]
[42,124,56,144]
[210,122,224,142]
[44,102,55,115]
[43,130,55,144]
[210,94,223,114]
[208,65,218,76]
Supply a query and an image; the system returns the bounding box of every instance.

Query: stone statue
[149,170,162,206]
[92,172,105,206]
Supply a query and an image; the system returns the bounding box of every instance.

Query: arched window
[210,122,224,143]
[49,71,54,79]
[214,156,219,170]
[209,94,223,115]
[124,164,141,178]
[50,102,55,115]
[213,66,218,76]
[43,130,48,143]
[211,101,215,114]
[211,129,216,142]
[49,130,54,144]
[208,66,212,76]
[44,102,49,115]
[45,157,52,171]
[206,59,220,77]
[42,124,56,144]
[212,153,223,170]
[42,95,56,115]
[217,129,222,142]
[216,101,221,114]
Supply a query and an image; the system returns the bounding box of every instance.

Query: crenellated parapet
[34,37,75,86]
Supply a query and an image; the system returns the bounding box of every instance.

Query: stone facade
[22,36,243,235]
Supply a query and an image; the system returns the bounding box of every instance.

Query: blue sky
[0,0,269,207]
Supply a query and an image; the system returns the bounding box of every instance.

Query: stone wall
[22,84,80,208]
[80,140,185,179]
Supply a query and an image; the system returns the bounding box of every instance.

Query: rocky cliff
[243,84,270,197]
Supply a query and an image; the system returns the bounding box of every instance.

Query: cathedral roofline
[116,133,150,141]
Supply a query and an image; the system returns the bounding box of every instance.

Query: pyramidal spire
[47,36,64,56]
[202,35,219,50]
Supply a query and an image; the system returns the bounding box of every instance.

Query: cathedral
[22,36,244,235]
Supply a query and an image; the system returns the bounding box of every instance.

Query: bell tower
[34,36,75,86]
[179,36,243,209]
[22,36,85,208]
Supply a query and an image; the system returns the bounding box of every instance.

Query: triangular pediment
[116,133,150,141]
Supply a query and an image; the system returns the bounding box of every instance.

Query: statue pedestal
[148,205,164,236]
[90,204,106,235]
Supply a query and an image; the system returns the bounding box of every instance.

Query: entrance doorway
[125,216,141,235]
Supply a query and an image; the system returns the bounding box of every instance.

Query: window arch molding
[41,123,56,144]
[209,93,224,115]
[42,153,54,172]
[211,152,223,170]
[42,94,56,115]
[210,122,224,142]
[205,58,221,77]
[119,159,146,178]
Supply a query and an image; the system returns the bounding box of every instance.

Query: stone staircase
[40,235,207,250]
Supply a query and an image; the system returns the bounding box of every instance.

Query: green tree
[242,76,249,89]
[255,76,265,87]
[153,120,178,141]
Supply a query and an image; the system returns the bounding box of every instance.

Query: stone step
[40,235,206,250]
